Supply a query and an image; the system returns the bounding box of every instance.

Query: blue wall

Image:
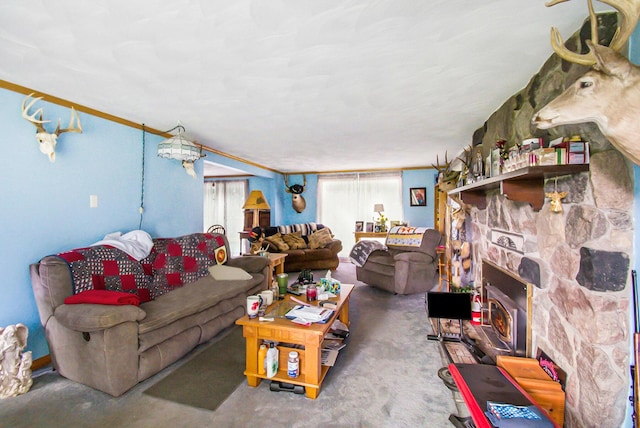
[1,87,204,359]
[402,169,437,227]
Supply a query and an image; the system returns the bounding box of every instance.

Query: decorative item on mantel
[21,93,83,163]
[0,324,33,399]
[157,122,206,179]
[546,178,567,213]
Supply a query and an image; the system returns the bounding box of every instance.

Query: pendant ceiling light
[157,123,205,178]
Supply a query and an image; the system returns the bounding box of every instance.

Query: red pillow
[64,290,140,306]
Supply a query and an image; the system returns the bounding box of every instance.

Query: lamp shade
[157,126,204,162]
[373,203,385,213]
[243,190,270,210]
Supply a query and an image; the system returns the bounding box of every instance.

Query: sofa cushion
[283,231,307,249]
[208,264,252,280]
[308,228,333,249]
[138,274,259,351]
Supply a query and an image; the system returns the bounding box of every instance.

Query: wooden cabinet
[434,183,448,236]
[448,165,589,211]
[243,210,270,230]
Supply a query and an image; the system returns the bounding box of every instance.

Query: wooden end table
[266,253,287,286]
[354,231,387,242]
[244,253,287,287]
[235,284,354,399]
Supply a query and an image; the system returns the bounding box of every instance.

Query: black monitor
[427,292,472,320]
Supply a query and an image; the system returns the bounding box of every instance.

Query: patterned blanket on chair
[349,240,386,267]
[386,226,429,247]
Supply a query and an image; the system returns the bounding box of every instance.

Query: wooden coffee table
[235,284,354,399]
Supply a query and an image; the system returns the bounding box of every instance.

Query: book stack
[549,135,590,165]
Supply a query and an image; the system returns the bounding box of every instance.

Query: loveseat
[257,223,342,272]
[30,232,268,396]
[354,227,442,294]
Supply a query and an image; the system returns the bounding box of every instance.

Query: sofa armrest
[324,239,343,254]
[54,304,146,332]
[227,256,270,273]
[394,251,435,264]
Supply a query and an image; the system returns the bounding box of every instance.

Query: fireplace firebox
[481,259,531,357]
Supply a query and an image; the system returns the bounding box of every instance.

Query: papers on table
[321,349,339,367]
[286,305,334,324]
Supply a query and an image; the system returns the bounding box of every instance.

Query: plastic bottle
[287,351,299,378]
[266,342,279,378]
[258,344,267,375]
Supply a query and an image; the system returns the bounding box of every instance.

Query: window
[203,180,246,255]
[317,172,403,257]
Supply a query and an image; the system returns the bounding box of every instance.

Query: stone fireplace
[460,12,633,428]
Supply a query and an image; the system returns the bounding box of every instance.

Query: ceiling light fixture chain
[139,124,146,230]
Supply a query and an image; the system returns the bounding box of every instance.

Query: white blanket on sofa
[91,230,154,261]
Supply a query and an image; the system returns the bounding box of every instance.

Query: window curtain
[203,180,246,255]
[317,172,403,257]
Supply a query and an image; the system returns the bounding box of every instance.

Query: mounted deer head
[284,174,307,213]
[533,0,640,166]
[21,93,82,162]
[432,151,459,191]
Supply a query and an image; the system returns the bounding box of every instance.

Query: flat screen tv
[427,292,472,320]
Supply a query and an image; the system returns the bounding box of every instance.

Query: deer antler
[432,151,451,174]
[55,106,82,136]
[21,94,48,133]
[546,0,640,65]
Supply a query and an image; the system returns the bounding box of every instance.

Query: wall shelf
[448,164,589,211]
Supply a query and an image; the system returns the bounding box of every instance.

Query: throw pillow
[208,264,253,280]
[264,233,290,251]
[214,246,227,264]
[308,228,333,249]
[283,231,307,249]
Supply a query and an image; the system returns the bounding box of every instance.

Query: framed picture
[410,187,427,206]
[355,221,364,232]
[365,222,374,232]
[390,220,402,229]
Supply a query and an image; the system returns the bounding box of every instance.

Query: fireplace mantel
[448,164,589,210]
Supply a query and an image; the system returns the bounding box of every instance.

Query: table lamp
[243,190,270,228]
[373,203,387,232]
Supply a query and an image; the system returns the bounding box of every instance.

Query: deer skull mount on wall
[21,93,82,162]
[284,174,307,213]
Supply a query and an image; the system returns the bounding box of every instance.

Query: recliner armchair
[355,228,442,294]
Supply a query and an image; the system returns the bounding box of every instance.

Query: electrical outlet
[90,195,98,208]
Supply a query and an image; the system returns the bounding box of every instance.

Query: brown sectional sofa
[260,223,342,272]
[30,232,268,396]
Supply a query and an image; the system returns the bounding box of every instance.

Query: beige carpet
[143,326,245,411]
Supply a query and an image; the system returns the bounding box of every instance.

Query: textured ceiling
[0,0,608,173]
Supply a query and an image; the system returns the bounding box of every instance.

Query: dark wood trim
[32,354,52,371]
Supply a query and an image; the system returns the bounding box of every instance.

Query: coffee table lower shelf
[236,284,354,399]
[244,364,331,399]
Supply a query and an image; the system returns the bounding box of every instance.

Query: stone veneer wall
[468,13,632,428]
